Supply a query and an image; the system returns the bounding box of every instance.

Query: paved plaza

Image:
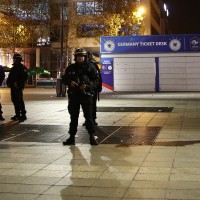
[1,88,200,199]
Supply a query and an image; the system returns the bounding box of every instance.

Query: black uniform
[0,66,5,120]
[7,62,28,120]
[62,61,100,142]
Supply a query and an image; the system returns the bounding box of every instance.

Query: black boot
[11,115,20,120]
[90,134,98,145]
[19,115,27,121]
[63,136,75,145]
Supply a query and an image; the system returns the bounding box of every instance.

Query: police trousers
[68,92,95,135]
[11,87,26,116]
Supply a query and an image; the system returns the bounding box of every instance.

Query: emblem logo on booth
[190,37,200,50]
[169,39,181,51]
[104,40,115,52]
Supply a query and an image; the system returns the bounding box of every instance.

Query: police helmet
[13,53,23,62]
[74,48,87,62]
[74,48,87,56]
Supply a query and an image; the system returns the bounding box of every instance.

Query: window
[37,37,50,46]
[76,1,103,15]
[12,1,49,20]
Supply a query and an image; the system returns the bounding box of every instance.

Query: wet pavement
[0,123,161,145]
[1,88,200,199]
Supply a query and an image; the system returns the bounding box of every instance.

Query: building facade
[0,0,168,79]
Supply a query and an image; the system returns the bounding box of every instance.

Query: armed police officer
[62,48,100,145]
[6,53,28,121]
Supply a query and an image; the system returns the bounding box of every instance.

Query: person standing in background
[6,53,28,121]
[82,52,102,126]
[0,65,5,120]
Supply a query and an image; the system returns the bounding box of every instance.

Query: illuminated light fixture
[163,3,169,17]
[134,7,145,19]
[166,9,169,16]
[164,3,167,11]
[138,7,145,15]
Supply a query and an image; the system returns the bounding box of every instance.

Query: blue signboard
[101,34,200,54]
[100,58,114,91]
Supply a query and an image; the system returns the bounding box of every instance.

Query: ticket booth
[100,34,200,92]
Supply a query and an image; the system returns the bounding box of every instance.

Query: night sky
[164,0,200,34]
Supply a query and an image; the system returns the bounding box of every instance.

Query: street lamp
[132,6,145,35]
[56,0,66,97]
[138,7,145,16]
[134,7,145,24]
[60,0,64,78]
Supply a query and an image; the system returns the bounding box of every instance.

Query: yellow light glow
[138,7,145,15]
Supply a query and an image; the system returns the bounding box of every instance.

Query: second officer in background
[62,48,100,145]
[82,52,102,126]
[6,53,28,121]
